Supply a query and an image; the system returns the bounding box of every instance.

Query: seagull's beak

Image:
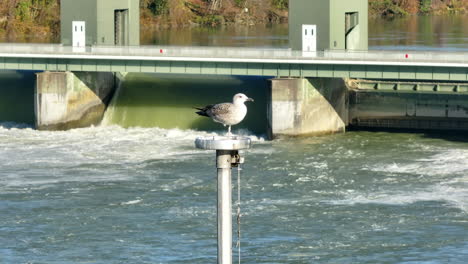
[246,97,254,102]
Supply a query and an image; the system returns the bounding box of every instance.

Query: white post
[216,150,234,264]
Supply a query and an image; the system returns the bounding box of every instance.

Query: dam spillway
[101,73,269,135]
[2,70,468,137]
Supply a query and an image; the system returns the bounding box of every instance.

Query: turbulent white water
[1,124,467,263]
[0,123,263,187]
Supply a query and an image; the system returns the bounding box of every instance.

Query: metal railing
[0,43,467,64]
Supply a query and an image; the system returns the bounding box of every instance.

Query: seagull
[195,93,254,135]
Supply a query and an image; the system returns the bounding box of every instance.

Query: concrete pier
[268,77,348,138]
[35,71,116,130]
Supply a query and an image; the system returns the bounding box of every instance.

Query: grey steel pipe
[216,150,235,264]
[195,136,251,264]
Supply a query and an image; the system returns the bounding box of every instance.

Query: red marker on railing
[405,54,409,58]
[160,49,163,54]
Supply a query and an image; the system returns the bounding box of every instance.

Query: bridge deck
[0,44,467,81]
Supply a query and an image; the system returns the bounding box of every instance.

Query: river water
[142,15,468,51]
[1,15,468,263]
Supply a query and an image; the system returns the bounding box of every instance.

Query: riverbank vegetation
[0,0,467,39]
[369,0,468,17]
[0,0,59,40]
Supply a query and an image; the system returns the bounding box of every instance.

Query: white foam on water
[0,122,33,130]
[332,176,468,213]
[330,148,468,213]
[120,199,142,205]
[167,205,214,218]
[159,176,203,192]
[365,148,468,177]
[0,124,264,189]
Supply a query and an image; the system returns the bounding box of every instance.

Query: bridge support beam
[35,71,116,130]
[267,77,348,138]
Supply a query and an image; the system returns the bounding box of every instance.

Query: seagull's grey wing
[208,103,233,117]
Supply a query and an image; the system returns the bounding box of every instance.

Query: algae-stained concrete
[35,71,116,130]
[101,73,269,135]
[268,77,348,137]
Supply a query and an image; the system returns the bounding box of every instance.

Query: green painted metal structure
[0,56,466,82]
[289,0,368,51]
[352,80,468,92]
[60,0,140,46]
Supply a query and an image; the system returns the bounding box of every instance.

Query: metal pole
[195,136,250,264]
[216,150,235,264]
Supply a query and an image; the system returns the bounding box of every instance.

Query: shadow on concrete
[74,71,116,104]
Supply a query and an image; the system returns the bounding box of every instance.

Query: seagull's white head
[233,93,254,104]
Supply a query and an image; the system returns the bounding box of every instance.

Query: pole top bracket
[195,136,251,150]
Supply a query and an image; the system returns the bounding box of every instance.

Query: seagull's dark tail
[193,106,211,117]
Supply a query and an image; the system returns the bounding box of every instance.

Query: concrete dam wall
[0,71,270,134]
[101,73,270,135]
[1,70,468,137]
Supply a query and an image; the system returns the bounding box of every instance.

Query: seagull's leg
[227,125,232,136]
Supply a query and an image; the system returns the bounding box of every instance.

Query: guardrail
[0,43,467,64]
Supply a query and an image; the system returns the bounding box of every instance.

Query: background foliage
[0,0,467,39]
